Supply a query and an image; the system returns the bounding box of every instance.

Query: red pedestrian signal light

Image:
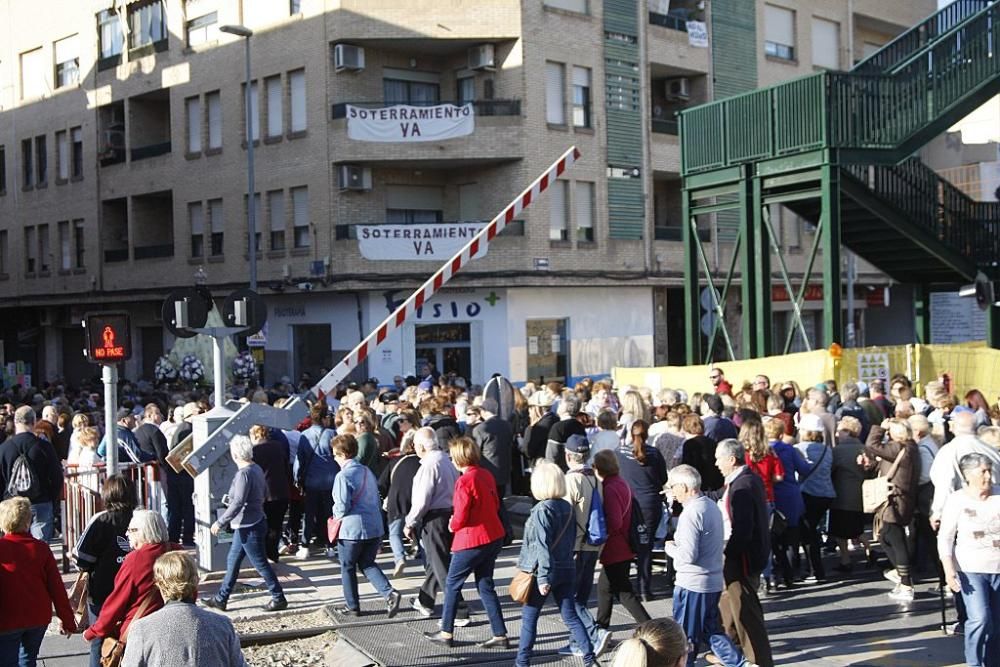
[84,312,132,363]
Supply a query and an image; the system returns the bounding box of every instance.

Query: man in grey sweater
[123,551,245,667]
[665,464,754,667]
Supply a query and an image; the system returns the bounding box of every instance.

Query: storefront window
[526,318,569,384]
[415,323,471,382]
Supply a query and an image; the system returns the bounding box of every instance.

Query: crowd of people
[0,365,998,666]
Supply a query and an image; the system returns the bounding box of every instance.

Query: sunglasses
[709,374,721,380]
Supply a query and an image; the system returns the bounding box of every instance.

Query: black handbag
[769,509,789,538]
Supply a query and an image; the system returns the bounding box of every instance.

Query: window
[56,131,69,181]
[289,69,306,132]
[206,91,222,149]
[526,318,569,384]
[764,5,796,60]
[35,136,47,186]
[268,190,286,250]
[290,0,302,14]
[545,62,566,124]
[244,81,260,141]
[457,77,475,105]
[98,10,124,59]
[38,224,50,272]
[291,187,310,248]
[129,1,167,49]
[74,219,85,268]
[571,66,591,128]
[189,202,204,257]
[0,145,5,193]
[71,127,83,178]
[186,12,218,47]
[58,221,71,271]
[21,139,33,188]
[811,17,840,70]
[0,231,7,274]
[544,0,587,12]
[186,96,202,153]
[20,48,45,100]
[576,181,594,241]
[25,227,36,274]
[209,199,224,255]
[383,69,441,105]
[54,35,80,88]
[265,76,283,138]
[549,180,569,240]
[248,193,262,254]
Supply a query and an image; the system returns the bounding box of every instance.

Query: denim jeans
[302,487,333,547]
[29,502,53,542]
[217,520,285,602]
[958,571,1000,667]
[673,587,748,667]
[388,518,406,563]
[88,602,102,667]
[516,579,594,666]
[338,537,393,611]
[0,626,47,667]
[441,539,506,636]
[567,550,600,650]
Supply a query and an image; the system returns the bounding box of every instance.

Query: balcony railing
[332,99,521,120]
[103,248,129,263]
[335,219,525,241]
[130,141,171,161]
[651,118,679,135]
[649,11,688,31]
[134,243,174,260]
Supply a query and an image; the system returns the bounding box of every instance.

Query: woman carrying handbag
[513,461,596,667]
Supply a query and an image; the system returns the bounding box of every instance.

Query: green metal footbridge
[678,0,1000,363]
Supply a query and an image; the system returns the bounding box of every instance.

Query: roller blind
[292,187,309,228]
[549,180,568,240]
[189,202,204,235]
[576,181,594,231]
[266,76,282,137]
[186,97,202,152]
[811,17,839,69]
[385,185,444,211]
[207,91,222,148]
[545,62,565,124]
[545,0,587,13]
[209,199,224,233]
[289,70,306,132]
[764,5,794,46]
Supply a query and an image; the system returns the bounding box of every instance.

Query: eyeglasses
[126,527,139,533]
[353,421,366,426]
[709,374,721,380]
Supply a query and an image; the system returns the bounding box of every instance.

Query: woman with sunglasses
[353,411,379,473]
[616,419,668,601]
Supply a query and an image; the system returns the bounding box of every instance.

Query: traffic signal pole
[102,364,118,475]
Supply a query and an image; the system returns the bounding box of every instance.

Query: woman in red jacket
[423,437,509,648]
[83,510,178,648]
[0,496,76,666]
[593,450,651,632]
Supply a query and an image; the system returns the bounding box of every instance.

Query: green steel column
[913,285,932,344]
[739,170,757,359]
[752,177,772,357]
[987,304,1000,349]
[820,164,843,348]
[682,187,701,365]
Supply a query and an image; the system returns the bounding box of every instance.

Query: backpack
[583,477,607,546]
[628,497,649,552]
[6,443,40,500]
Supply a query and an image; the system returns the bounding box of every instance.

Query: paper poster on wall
[550,335,561,354]
[857,352,890,384]
[528,336,539,355]
[346,104,474,142]
[929,292,986,343]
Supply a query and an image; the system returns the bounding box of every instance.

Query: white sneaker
[888,584,914,602]
[594,628,612,657]
[296,546,311,560]
[409,596,434,617]
[325,547,337,559]
[557,644,584,657]
[883,569,901,585]
[392,560,406,578]
[437,616,473,628]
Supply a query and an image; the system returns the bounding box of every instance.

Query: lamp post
[220,24,257,291]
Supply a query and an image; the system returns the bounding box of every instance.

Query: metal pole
[846,250,856,347]
[212,333,226,410]
[102,364,118,475]
[244,36,257,291]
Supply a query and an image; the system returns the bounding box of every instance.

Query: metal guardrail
[648,11,688,32]
[130,141,171,161]
[62,462,163,573]
[651,118,679,135]
[331,99,521,120]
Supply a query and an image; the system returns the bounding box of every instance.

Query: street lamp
[220,24,257,291]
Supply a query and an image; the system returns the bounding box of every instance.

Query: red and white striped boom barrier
[313,146,581,396]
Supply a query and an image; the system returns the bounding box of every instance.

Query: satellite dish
[162,288,211,338]
[222,289,267,335]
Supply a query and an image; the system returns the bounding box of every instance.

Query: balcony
[134,243,174,260]
[647,8,710,72]
[651,118,678,135]
[649,12,688,31]
[104,249,129,263]
[329,99,524,166]
[130,141,171,162]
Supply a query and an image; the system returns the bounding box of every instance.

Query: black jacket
[522,412,558,461]
[134,423,169,465]
[252,438,292,502]
[0,432,63,505]
[425,414,461,451]
[681,435,725,491]
[546,418,587,471]
[723,466,771,578]
[378,453,421,522]
[74,508,134,606]
[474,417,513,487]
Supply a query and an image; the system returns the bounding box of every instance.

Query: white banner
[687,21,709,47]
[346,104,474,142]
[357,223,489,261]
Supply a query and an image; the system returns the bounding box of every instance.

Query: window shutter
[57,133,69,180]
[189,202,204,235]
[385,185,445,211]
[575,181,594,231]
[289,70,306,132]
[266,76,282,137]
[209,200,224,233]
[811,17,839,69]
[292,187,309,227]
[765,5,794,46]
[544,0,587,12]
[207,92,222,148]
[545,62,565,124]
[549,180,568,240]
[248,82,260,141]
[186,97,202,152]
[269,191,285,234]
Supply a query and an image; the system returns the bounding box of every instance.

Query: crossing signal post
[83,312,132,474]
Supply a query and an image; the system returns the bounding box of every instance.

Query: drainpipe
[639,0,653,273]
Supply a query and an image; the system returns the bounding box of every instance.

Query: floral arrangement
[232,351,258,381]
[153,356,178,384]
[179,354,206,383]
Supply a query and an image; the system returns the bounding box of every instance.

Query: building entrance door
[292,324,332,383]
[415,323,471,382]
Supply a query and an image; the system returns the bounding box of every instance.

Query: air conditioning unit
[468,44,496,71]
[334,44,365,72]
[338,165,372,191]
[666,77,691,101]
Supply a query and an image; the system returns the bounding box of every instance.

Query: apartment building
[0,0,932,388]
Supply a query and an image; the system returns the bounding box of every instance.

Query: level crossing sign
[857,352,890,384]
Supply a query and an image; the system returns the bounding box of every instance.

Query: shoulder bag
[510,506,573,605]
[100,590,158,667]
[327,469,368,544]
[68,571,90,632]
[798,441,830,482]
[862,445,907,514]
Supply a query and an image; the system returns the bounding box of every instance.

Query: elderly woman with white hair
[202,435,288,613]
[84,510,177,649]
